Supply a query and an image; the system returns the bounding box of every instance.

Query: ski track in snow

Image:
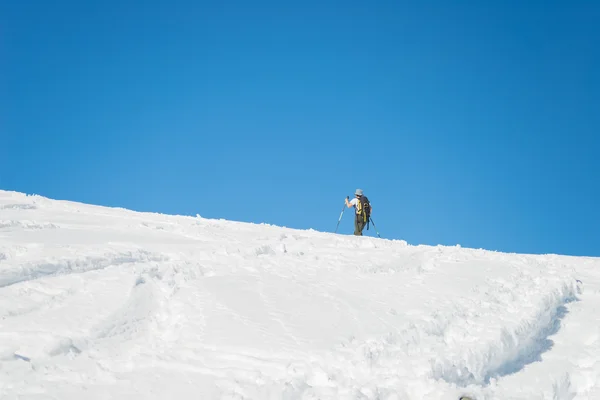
[0,190,598,400]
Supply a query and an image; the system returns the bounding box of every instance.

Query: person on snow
[345,189,372,236]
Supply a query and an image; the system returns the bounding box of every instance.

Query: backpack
[356,195,371,228]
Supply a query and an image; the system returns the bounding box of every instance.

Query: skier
[344,189,372,236]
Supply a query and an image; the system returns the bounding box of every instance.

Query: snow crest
[0,190,598,400]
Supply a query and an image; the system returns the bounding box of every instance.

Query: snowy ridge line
[0,189,599,399]
[0,249,169,288]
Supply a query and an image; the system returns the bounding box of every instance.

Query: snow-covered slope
[0,190,598,400]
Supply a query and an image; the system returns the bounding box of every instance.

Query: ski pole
[335,196,349,233]
[369,217,381,238]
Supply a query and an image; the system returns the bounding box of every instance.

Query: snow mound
[0,190,598,400]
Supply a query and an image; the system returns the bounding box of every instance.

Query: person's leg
[354,216,364,235]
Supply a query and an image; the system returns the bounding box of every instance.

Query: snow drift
[0,190,598,400]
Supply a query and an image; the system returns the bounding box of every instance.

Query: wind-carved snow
[0,189,599,400]
[0,249,169,288]
[0,203,37,210]
[0,219,58,230]
[431,285,578,387]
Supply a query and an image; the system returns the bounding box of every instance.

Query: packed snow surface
[0,190,599,400]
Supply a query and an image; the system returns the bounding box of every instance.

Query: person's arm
[345,197,355,208]
[346,197,359,209]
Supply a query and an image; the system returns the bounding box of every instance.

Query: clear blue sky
[1,1,598,256]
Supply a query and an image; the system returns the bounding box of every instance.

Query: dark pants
[354,214,366,235]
